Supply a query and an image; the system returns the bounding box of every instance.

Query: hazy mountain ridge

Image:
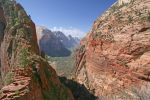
[36,26,80,57]
[36,26,71,57]
[53,31,80,49]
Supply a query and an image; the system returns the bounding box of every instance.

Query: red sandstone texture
[75,0,150,99]
[0,1,74,100]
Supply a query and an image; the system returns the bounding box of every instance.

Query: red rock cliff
[75,0,150,99]
[0,0,74,100]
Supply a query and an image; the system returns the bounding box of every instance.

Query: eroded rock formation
[0,0,74,100]
[75,0,150,99]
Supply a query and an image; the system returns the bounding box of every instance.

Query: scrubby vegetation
[93,32,114,42]
[3,72,14,85]
[80,45,85,52]
[128,15,133,23]
[47,50,75,77]
[19,48,30,68]
[141,12,150,22]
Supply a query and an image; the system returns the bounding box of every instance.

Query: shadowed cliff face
[0,0,74,100]
[0,6,5,42]
[59,77,97,100]
[75,0,150,99]
[0,6,6,88]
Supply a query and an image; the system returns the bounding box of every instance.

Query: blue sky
[16,0,116,37]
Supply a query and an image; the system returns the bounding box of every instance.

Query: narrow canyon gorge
[0,0,150,100]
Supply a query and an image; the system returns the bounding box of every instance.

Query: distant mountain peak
[53,30,80,48]
[36,26,71,57]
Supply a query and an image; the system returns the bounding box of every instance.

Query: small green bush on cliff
[4,72,13,85]
[147,12,150,22]
[19,48,30,68]
[93,32,114,42]
[141,12,150,22]
[23,17,31,24]
[14,18,20,26]
[80,45,85,52]
[128,15,133,23]
[93,32,99,40]
[15,90,20,96]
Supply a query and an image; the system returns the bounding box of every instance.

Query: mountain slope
[36,26,71,57]
[0,0,74,100]
[53,31,79,48]
[75,0,150,99]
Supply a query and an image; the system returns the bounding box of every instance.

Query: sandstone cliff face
[75,0,150,99]
[0,0,74,100]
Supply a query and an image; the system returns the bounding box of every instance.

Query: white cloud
[51,27,86,38]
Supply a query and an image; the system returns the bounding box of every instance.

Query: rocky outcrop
[0,0,74,100]
[118,0,131,5]
[36,26,71,57]
[75,0,150,99]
